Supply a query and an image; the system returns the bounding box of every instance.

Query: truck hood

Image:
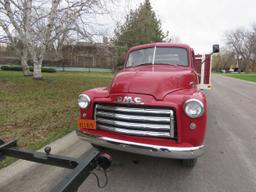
[110,66,196,100]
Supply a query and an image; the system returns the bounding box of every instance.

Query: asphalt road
[1,74,256,192]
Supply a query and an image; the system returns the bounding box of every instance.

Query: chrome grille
[95,104,175,138]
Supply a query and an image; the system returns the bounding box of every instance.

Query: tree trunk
[31,51,43,79]
[30,0,60,80]
[20,48,32,76]
[28,42,43,80]
[33,60,43,79]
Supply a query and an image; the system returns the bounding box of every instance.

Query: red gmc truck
[77,43,219,168]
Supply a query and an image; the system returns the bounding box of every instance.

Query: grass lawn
[225,73,256,83]
[0,71,113,168]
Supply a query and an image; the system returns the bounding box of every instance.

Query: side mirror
[212,44,220,53]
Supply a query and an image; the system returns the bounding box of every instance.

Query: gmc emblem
[116,96,144,105]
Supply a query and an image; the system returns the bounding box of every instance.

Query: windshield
[127,47,189,67]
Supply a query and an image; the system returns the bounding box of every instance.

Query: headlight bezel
[78,94,91,109]
[183,99,204,118]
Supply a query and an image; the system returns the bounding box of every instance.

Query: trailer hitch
[0,139,112,192]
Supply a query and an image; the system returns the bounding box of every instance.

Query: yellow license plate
[78,119,96,130]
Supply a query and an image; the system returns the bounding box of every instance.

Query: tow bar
[0,139,112,192]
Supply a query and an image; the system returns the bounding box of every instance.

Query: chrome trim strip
[96,104,171,115]
[170,111,175,137]
[97,118,171,130]
[97,124,171,138]
[96,111,170,123]
[77,130,205,159]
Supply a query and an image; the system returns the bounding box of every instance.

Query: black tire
[181,158,197,168]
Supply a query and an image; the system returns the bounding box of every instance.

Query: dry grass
[0,71,113,168]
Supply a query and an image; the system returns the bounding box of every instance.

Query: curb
[0,131,79,188]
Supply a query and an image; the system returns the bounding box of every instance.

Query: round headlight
[184,99,204,118]
[78,94,90,109]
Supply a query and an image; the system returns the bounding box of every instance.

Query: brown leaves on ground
[0,71,113,150]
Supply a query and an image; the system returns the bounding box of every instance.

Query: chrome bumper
[77,130,205,159]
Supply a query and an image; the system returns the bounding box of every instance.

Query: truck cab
[77,43,219,167]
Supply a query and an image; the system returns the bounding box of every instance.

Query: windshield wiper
[135,63,153,67]
[134,63,181,67]
[165,63,178,67]
[153,63,178,67]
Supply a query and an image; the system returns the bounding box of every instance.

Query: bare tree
[212,47,237,72]
[0,0,60,78]
[0,0,32,76]
[28,0,61,79]
[225,26,256,72]
[248,24,256,71]
[0,0,116,79]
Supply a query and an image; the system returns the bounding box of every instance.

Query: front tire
[181,158,197,168]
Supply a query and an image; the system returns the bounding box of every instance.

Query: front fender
[164,88,207,146]
[79,87,110,119]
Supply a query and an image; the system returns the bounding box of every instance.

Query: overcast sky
[106,0,256,54]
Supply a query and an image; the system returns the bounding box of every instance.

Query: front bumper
[77,130,205,159]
